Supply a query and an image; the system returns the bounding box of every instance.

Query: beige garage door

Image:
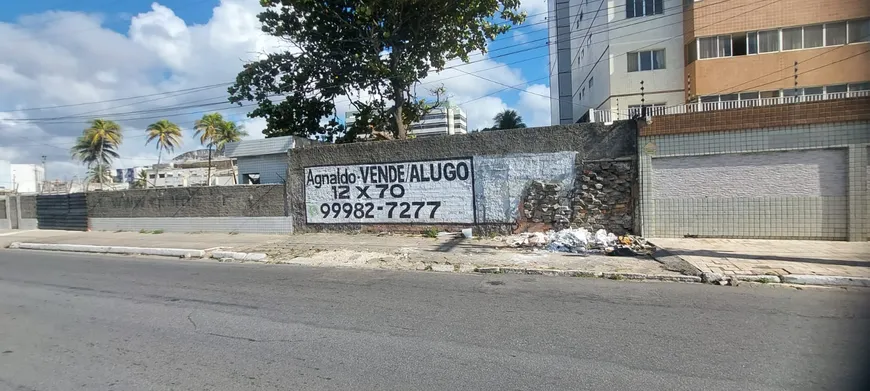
[650,148,848,240]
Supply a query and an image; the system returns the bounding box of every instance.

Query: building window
[589,77,594,89]
[627,49,665,72]
[758,30,779,53]
[781,27,802,50]
[718,36,732,56]
[626,0,663,19]
[804,25,823,48]
[698,37,717,59]
[849,82,870,91]
[760,90,780,99]
[848,19,870,43]
[826,84,847,94]
[826,22,846,46]
[747,32,758,54]
[158,174,166,179]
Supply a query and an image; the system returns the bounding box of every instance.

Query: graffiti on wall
[304,158,475,224]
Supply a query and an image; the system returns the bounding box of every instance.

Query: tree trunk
[99,143,105,191]
[154,146,162,189]
[207,146,213,186]
[392,80,407,139]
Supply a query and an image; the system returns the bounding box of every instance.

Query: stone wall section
[570,159,635,235]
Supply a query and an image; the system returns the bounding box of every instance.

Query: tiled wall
[640,120,869,241]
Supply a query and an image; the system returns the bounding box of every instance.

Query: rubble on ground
[502,228,654,256]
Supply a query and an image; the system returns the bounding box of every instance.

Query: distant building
[223,136,317,185]
[0,160,45,193]
[345,101,468,138]
[113,149,237,189]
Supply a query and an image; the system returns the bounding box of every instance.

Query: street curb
[780,275,870,287]
[210,251,269,262]
[473,266,703,283]
[8,242,206,258]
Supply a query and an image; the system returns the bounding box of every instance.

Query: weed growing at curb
[151,229,164,234]
[609,274,625,281]
[421,227,439,238]
[139,229,148,234]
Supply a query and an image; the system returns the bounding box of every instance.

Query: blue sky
[0,0,552,180]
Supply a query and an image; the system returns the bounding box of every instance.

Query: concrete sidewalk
[0,230,284,251]
[650,238,870,286]
[1,230,684,281]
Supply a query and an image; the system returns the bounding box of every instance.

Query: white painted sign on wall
[304,159,475,224]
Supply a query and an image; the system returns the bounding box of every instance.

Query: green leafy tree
[229,0,525,140]
[145,119,183,188]
[491,109,526,130]
[70,119,123,190]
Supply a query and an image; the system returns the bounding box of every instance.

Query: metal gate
[36,193,89,231]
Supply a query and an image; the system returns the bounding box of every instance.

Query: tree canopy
[228,0,525,140]
[491,109,526,130]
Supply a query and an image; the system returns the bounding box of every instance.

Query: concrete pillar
[638,153,655,238]
[847,145,868,241]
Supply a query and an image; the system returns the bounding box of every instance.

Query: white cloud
[0,0,551,182]
[519,0,550,25]
[516,84,551,127]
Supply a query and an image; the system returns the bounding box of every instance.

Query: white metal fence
[588,90,870,124]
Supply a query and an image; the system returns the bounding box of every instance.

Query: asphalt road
[0,250,868,391]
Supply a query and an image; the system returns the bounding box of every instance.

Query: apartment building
[684,0,870,104]
[549,0,870,124]
[345,101,468,137]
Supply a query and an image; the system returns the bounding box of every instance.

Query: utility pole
[41,155,46,193]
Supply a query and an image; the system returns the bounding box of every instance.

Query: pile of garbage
[503,228,654,256]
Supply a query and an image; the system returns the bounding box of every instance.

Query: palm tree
[85,165,112,189]
[71,119,122,190]
[491,109,527,130]
[145,119,183,189]
[214,121,248,153]
[193,113,224,185]
[132,170,148,189]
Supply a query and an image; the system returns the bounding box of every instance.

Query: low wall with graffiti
[288,122,638,234]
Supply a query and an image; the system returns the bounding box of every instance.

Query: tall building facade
[549,0,870,123]
[346,101,468,137]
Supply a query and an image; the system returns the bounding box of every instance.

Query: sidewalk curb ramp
[8,242,206,258]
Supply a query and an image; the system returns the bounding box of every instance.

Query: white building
[0,160,45,193]
[549,0,686,124]
[345,101,468,137]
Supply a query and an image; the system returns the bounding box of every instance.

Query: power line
[3,0,726,115]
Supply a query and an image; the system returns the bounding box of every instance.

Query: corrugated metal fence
[36,193,89,231]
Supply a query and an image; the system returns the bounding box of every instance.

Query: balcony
[588,90,870,124]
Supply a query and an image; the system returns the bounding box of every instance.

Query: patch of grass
[139,229,148,234]
[608,274,625,281]
[228,231,239,235]
[114,230,125,233]
[421,227,439,238]
[151,229,164,234]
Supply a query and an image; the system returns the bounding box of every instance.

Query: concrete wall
[87,185,292,233]
[0,198,8,229]
[288,122,637,234]
[17,195,37,229]
[640,121,869,241]
[237,154,288,185]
